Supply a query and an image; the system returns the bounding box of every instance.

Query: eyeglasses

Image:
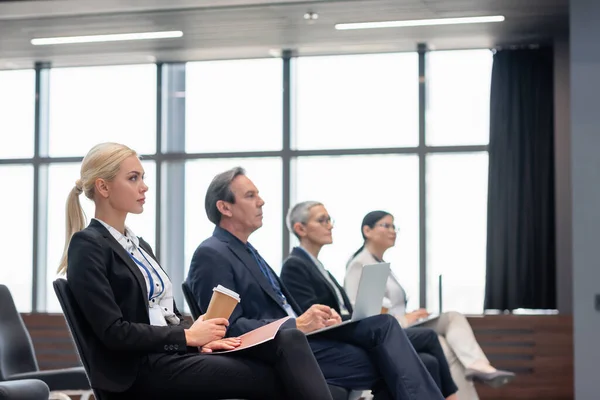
[377,223,399,232]
[314,216,334,227]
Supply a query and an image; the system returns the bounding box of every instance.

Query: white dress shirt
[345,248,408,322]
[94,218,180,327]
[386,273,408,317]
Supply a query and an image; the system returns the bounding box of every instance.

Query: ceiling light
[335,15,505,30]
[31,31,183,46]
[304,11,319,21]
[268,49,282,58]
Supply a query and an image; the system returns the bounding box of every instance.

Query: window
[426,153,489,313]
[424,49,491,312]
[426,50,493,146]
[186,59,282,153]
[3,49,492,314]
[45,161,156,312]
[184,158,283,279]
[294,53,419,150]
[0,70,35,159]
[293,155,420,311]
[0,166,33,311]
[48,65,157,157]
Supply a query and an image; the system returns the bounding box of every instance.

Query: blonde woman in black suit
[57,142,332,400]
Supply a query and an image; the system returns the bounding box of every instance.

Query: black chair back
[52,279,104,400]
[181,281,203,320]
[0,285,39,381]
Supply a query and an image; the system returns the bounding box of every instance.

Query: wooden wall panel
[469,315,574,400]
[21,313,82,371]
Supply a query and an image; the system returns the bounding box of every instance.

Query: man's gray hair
[205,167,246,225]
[286,201,323,239]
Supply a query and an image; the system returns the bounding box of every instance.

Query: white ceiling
[0,0,569,68]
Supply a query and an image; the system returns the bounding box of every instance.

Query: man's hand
[201,337,242,353]
[404,309,430,325]
[295,304,333,333]
[326,308,342,326]
[184,314,229,347]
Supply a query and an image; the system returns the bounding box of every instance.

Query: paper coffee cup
[204,285,241,320]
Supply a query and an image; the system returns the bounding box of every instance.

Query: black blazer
[187,227,300,337]
[67,219,190,393]
[281,247,354,321]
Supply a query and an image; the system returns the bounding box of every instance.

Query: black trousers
[110,328,332,400]
[309,314,445,400]
[406,327,458,398]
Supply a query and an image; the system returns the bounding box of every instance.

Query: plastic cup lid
[213,284,241,302]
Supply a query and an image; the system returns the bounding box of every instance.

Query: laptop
[409,274,443,327]
[307,262,391,335]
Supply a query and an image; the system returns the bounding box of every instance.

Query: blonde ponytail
[57,184,87,274]
[57,143,137,275]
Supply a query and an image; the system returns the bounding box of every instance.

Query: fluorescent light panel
[31,30,183,46]
[335,15,505,30]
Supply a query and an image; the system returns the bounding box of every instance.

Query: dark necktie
[246,243,288,305]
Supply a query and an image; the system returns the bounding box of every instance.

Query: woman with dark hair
[345,211,515,400]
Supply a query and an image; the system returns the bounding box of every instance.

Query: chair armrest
[8,367,90,391]
[0,379,50,400]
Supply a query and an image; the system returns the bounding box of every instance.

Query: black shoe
[465,368,516,388]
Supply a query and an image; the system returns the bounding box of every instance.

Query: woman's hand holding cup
[184,315,229,347]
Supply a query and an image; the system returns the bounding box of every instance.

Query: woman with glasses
[345,211,515,400]
[282,201,457,400]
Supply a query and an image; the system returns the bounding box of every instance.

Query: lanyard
[129,249,165,301]
[248,248,288,305]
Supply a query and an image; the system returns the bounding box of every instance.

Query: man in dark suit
[187,167,445,400]
[281,201,459,400]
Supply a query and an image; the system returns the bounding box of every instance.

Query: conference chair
[0,285,90,400]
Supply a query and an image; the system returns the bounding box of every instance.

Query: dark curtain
[485,47,556,310]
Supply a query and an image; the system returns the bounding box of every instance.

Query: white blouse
[94,218,180,327]
[345,248,408,322]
